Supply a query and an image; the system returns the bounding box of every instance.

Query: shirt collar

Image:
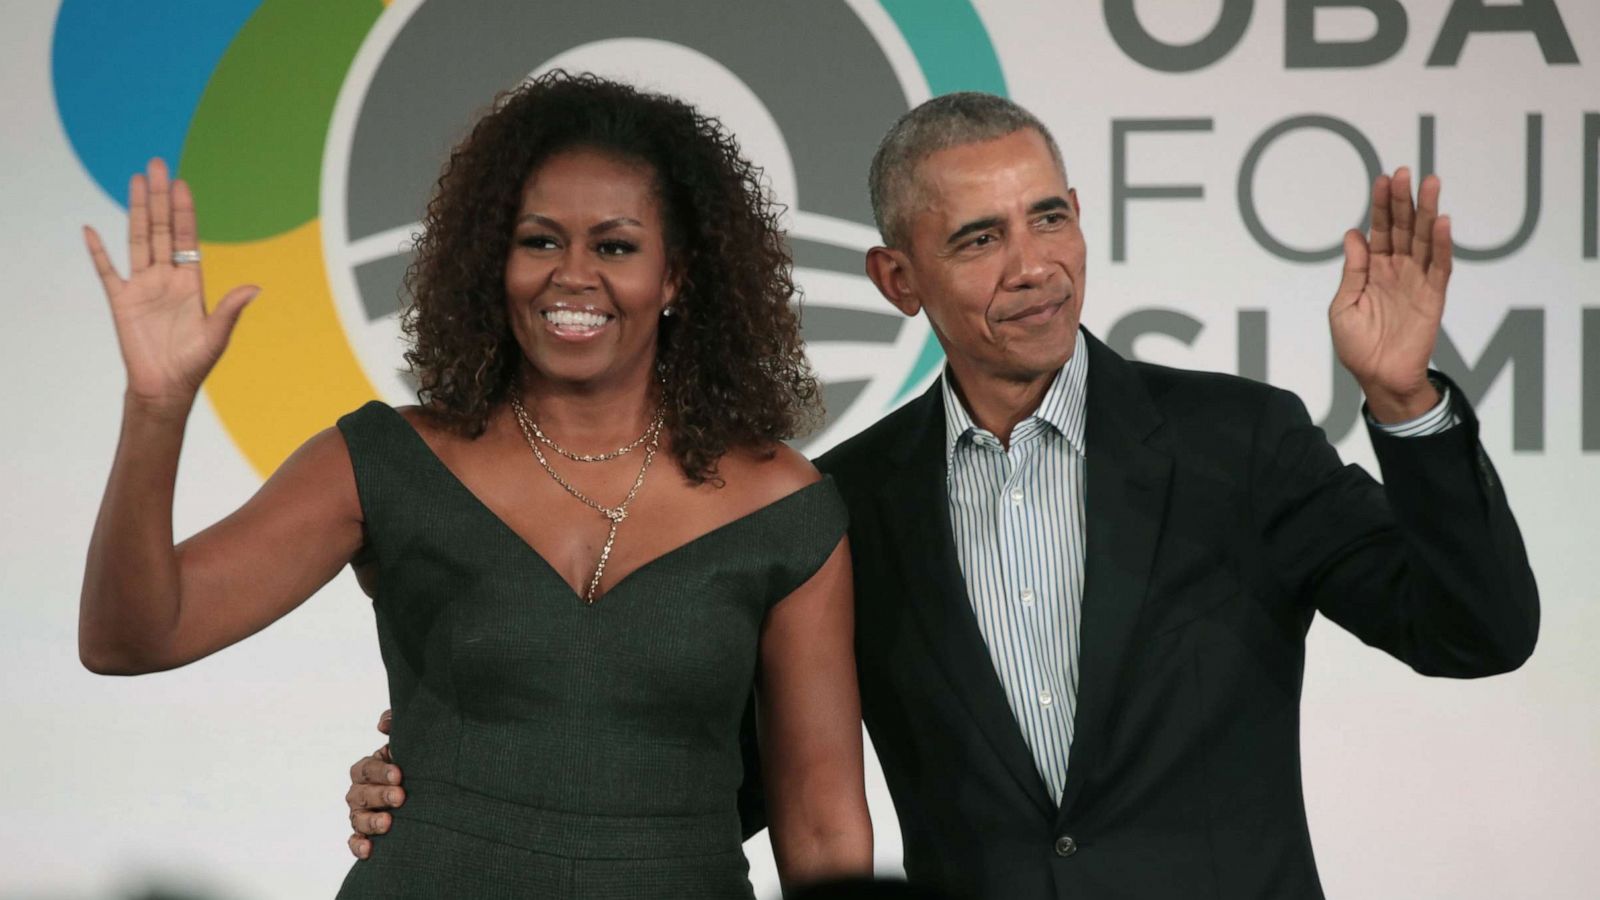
[942,331,1089,465]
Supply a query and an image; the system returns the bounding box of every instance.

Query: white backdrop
[3,1,1597,898]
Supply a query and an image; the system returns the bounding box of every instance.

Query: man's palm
[1329,168,1453,411]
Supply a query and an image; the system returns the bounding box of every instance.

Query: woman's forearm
[78,393,193,674]
[772,812,874,887]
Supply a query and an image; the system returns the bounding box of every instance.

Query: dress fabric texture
[333,402,847,899]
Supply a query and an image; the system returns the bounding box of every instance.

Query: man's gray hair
[868,92,1065,249]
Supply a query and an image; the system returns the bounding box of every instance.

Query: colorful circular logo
[53,0,1005,475]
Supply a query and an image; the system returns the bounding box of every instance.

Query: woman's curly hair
[403,71,820,483]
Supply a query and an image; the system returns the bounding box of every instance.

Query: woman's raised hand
[83,158,259,415]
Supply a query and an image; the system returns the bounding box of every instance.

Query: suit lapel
[878,380,1056,821]
[1057,333,1173,823]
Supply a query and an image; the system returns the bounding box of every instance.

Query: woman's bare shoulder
[392,404,468,454]
[715,442,823,507]
[393,404,433,431]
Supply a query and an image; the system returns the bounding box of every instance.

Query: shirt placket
[999,429,1064,793]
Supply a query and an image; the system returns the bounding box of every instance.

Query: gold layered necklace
[509,394,665,603]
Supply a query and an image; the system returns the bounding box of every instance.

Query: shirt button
[1020,588,1036,607]
[1038,687,1053,707]
[1010,487,1024,506]
[1054,835,1077,857]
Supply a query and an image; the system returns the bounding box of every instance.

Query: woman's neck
[514,367,661,452]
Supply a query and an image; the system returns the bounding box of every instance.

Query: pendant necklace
[509,395,664,603]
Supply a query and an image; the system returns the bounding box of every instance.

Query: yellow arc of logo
[201,221,380,477]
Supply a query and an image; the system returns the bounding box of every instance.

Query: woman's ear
[661,264,684,315]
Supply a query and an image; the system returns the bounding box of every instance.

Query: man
[345,94,1537,898]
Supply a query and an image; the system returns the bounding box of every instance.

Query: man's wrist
[1365,374,1460,437]
[1362,378,1441,425]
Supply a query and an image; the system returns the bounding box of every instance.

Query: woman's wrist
[122,389,196,427]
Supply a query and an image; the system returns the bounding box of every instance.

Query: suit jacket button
[1054,835,1077,857]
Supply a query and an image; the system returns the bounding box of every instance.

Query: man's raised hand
[1329,167,1452,423]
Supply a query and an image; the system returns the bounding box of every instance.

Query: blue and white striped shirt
[941,338,1456,804]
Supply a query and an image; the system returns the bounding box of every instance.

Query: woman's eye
[518,235,558,250]
[597,240,638,256]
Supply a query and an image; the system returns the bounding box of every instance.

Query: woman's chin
[522,358,652,393]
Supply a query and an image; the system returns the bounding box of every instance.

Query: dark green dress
[333,402,846,899]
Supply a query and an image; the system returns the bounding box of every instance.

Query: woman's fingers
[128,173,150,274]
[123,160,191,278]
[148,159,174,265]
[83,226,124,299]
[172,179,199,260]
[205,284,261,351]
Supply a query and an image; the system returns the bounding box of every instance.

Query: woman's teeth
[542,309,610,330]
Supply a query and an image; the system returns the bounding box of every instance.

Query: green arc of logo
[182,0,1004,475]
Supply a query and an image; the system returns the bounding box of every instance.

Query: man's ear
[865,246,921,318]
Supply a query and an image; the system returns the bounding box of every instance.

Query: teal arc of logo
[880,0,1009,401]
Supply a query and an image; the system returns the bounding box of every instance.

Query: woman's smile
[540,305,616,341]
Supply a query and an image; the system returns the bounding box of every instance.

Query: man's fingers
[1411,174,1441,267]
[377,709,393,735]
[352,753,402,786]
[375,743,393,763]
[1390,167,1415,257]
[1368,174,1393,255]
[348,833,372,860]
[148,159,174,264]
[351,754,382,784]
[349,809,392,837]
[346,782,404,812]
[128,173,150,274]
[1331,229,1369,312]
[1427,215,1454,293]
[83,226,124,297]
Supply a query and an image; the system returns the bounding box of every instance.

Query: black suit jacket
[741,331,1538,899]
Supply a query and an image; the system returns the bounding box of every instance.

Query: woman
[79,72,871,897]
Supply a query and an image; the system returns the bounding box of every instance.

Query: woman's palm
[84,158,258,407]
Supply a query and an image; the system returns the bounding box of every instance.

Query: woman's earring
[661,305,677,317]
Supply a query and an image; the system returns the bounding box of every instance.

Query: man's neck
[947,361,1059,449]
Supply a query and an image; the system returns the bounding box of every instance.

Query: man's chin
[1008,329,1079,377]
[992,353,1074,385]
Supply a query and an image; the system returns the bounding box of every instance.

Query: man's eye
[968,233,996,248]
[1038,213,1067,227]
